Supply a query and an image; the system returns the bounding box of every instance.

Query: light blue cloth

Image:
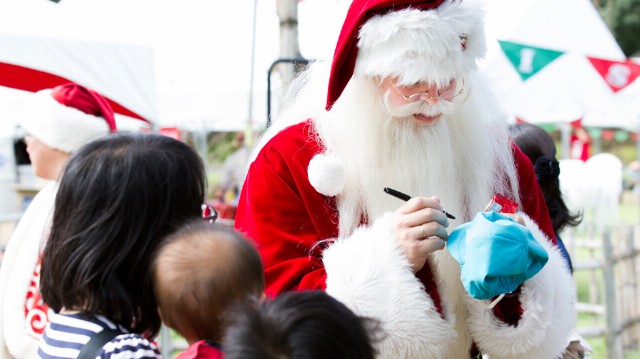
[447,211,549,300]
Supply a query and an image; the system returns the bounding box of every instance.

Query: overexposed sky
[0,0,629,129]
[0,0,281,129]
[0,0,353,130]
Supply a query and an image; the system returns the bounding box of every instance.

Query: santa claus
[0,83,115,359]
[235,0,575,357]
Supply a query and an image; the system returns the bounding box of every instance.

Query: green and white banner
[498,40,565,81]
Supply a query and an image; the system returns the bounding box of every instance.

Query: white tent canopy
[1,0,635,131]
[0,0,281,131]
[483,0,625,60]
[481,0,638,129]
[297,0,639,131]
[0,34,156,124]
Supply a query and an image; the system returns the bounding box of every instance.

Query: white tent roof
[298,0,638,130]
[482,0,639,129]
[483,0,625,60]
[2,0,634,131]
[0,0,281,131]
[0,34,156,123]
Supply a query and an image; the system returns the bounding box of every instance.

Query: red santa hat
[326,0,487,110]
[18,83,117,153]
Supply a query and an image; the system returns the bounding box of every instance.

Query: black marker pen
[383,187,456,220]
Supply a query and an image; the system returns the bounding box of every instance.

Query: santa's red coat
[235,119,573,359]
[237,120,554,293]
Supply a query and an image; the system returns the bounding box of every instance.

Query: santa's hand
[393,196,450,272]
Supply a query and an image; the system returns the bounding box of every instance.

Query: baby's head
[223,290,380,359]
[153,220,265,343]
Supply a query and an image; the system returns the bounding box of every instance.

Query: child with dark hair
[509,123,592,359]
[509,123,582,273]
[152,220,265,359]
[38,132,207,358]
[223,290,379,359]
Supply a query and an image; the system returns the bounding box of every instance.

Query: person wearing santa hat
[0,83,116,359]
[235,0,576,358]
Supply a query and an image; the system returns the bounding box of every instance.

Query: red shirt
[176,340,223,359]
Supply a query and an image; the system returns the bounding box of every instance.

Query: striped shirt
[38,312,162,359]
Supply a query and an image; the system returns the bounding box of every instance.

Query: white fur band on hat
[355,0,487,87]
[18,90,111,153]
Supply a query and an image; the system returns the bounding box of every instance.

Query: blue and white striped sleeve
[99,334,162,359]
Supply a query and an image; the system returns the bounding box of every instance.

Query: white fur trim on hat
[307,153,346,197]
[355,0,487,87]
[18,89,110,153]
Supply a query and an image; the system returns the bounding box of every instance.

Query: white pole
[637,120,640,162]
[247,0,258,134]
[561,122,571,159]
[277,0,301,89]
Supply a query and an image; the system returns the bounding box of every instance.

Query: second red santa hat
[18,83,117,153]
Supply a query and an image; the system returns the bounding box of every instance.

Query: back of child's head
[153,220,265,343]
[40,132,206,338]
[509,122,556,161]
[509,123,582,232]
[223,290,379,359]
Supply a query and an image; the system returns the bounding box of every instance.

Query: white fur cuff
[323,213,455,358]
[465,213,576,359]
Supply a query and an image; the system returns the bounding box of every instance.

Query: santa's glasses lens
[389,77,465,103]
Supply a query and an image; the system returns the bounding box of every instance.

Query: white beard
[313,72,520,237]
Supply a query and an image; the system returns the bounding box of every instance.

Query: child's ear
[259,292,267,303]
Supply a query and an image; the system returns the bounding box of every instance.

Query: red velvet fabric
[235,119,556,322]
[50,83,117,131]
[176,340,224,359]
[235,121,337,297]
[511,143,556,244]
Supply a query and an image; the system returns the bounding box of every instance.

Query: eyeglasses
[201,204,218,223]
[387,78,465,103]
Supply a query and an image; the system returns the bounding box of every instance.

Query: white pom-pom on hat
[308,153,346,197]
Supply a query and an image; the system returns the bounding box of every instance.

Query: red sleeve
[176,340,224,359]
[234,122,339,297]
[492,144,559,325]
[512,143,557,244]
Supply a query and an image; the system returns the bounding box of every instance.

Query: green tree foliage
[207,132,238,163]
[597,0,640,57]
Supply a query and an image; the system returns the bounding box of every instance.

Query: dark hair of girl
[509,123,582,233]
[223,290,381,359]
[40,132,206,338]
